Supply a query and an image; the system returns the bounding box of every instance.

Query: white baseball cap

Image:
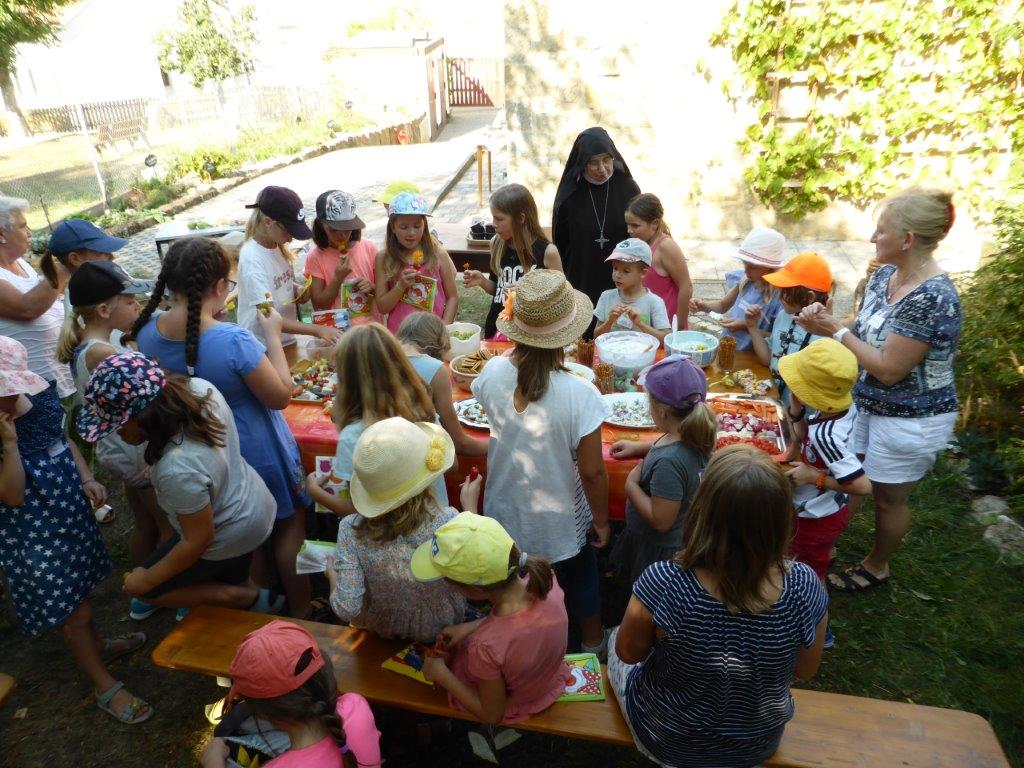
[605,237,652,266]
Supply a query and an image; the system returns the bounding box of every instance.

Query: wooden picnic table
[284,342,775,521]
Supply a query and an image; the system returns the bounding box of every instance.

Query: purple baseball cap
[638,355,707,410]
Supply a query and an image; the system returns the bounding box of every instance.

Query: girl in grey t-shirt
[78,352,277,612]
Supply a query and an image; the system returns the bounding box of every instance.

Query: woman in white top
[0,197,75,398]
[471,269,612,657]
[237,185,342,349]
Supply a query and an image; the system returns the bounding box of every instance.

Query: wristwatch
[832,327,850,343]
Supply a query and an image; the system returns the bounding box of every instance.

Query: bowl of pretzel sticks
[450,348,494,392]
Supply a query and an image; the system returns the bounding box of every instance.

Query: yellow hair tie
[424,436,446,471]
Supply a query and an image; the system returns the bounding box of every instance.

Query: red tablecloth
[285,344,773,521]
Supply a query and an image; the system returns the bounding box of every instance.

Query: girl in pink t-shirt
[304,189,380,325]
[412,502,569,725]
[374,192,458,333]
[200,620,381,768]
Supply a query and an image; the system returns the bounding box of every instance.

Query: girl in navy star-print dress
[0,335,152,724]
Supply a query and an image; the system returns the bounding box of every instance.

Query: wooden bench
[0,674,15,708]
[153,606,1010,767]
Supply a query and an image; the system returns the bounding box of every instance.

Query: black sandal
[308,597,339,624]
[828,564,890,592]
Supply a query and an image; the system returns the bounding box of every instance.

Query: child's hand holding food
[460,469,483,513]
[463,269,486,289]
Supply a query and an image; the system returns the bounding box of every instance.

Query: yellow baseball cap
[777,338,859,413]
[410,512,515,586]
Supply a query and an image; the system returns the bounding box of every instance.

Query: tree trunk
[0,67,29,138]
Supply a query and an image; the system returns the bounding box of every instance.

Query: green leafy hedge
[956,191,1024,503]
[711,0,1023,219]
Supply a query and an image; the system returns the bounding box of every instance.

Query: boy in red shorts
[778,339,872,648]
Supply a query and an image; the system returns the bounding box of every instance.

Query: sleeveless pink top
[643,234,684,327]
[386,263,447,333]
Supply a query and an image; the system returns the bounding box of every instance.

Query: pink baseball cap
[227,620,325,701]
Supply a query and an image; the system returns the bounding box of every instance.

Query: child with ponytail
[395,312,488,457]
[56,261,171,618]
[413,509,570,725]
[133,237,311,618]
[609,356,715,590]
[625,193,693,328]
[200,620,381,768]
[41,219,126,293]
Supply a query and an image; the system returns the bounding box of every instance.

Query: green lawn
[805,457,1023,764]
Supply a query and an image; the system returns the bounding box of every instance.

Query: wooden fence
[447,58,504,107]
[25,98,149,135]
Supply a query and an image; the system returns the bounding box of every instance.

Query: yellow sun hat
[349,417,455,518]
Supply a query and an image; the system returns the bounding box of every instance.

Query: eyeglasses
[225,279,237,292]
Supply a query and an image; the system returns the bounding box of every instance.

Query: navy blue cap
[49,219,127,257]
[68,261,154,307]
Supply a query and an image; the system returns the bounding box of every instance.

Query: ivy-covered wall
[504,0,1017,252]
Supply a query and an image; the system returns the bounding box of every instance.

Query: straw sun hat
[495,269,593,349]
[350,416,455,518]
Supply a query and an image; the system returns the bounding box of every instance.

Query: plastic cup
[718,335,737,371]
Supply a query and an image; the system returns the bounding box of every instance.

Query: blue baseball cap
[49,219,127,257]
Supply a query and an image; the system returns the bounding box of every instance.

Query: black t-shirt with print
[483,238,549,338]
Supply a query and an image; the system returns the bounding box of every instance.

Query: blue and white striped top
[624,560,828,766]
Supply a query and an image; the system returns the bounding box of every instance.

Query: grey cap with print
[605,237,652,266]
[315,190,365,230]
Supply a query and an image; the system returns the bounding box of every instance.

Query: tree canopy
[0,0,77,74]
[155,0,256,90]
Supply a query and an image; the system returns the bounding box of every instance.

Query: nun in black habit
[551,127,641,315]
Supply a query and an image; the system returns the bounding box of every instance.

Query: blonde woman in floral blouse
[796,187,961,593]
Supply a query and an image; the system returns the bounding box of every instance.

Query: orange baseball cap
[763,251,833,293]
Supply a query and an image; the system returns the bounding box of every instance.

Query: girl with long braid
[132,237,312,619]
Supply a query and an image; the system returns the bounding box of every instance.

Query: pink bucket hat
[737,228,787,268]
[0,336,49,398]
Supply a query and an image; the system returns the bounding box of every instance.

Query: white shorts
[852,410,957,485]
